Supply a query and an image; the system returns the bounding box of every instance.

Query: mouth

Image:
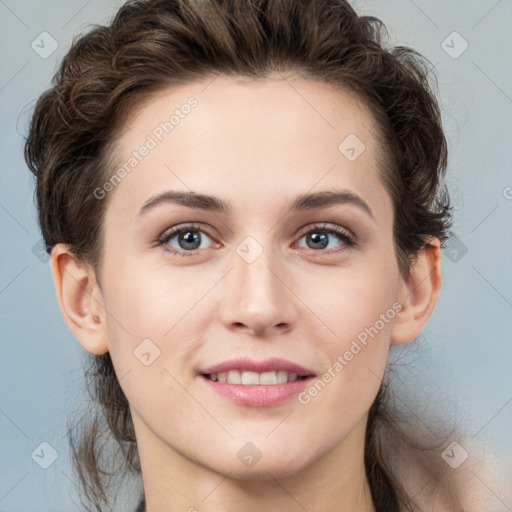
[197,357,316,407]
[201,370,310,385]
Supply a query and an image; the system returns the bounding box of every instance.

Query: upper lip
[200,357,315,377]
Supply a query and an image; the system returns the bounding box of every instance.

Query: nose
[218,242,298,337]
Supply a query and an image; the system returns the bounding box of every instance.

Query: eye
[156,222,356,258]
[294,223,356,254]
[157,223,215,256]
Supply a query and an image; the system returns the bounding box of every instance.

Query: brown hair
[25,0,455,510]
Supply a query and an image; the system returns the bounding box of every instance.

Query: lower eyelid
[158,224,355,255]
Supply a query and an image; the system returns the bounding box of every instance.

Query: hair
[25,0,456,510]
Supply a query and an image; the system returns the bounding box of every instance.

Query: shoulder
[454,439,512,512]
[395,436,512,511]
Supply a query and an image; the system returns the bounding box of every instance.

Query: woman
[24,0,508,510]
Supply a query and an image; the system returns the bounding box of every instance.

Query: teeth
[241,371,260,385]
[227,370,241,384]
[276,370,288,384]
[207,370,305,385]
[259,371,277,385]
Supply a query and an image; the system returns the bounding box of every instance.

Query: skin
[50,74,443,512]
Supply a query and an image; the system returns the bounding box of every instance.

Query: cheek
[310,254,399,348]
[100,260,211,384]
[299,253,397,408]
[103,258,205,333]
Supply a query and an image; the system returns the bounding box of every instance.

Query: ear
[50,243,109,354]
[390,237,442,345]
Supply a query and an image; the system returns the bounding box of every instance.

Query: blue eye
[157,222,356,257]
[158,224,214,256]
[295,223,356,253]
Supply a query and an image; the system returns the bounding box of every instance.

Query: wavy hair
[25,0,456,510]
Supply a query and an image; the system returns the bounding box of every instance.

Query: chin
[218,462,310,482]
[203,446,318,481]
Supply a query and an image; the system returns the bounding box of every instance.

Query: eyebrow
[138,189,374,219]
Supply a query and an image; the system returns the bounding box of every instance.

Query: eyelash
[156,222,357,258]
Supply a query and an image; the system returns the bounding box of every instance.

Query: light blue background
[1,1,511,510]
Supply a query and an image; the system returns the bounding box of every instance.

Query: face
[96,75,402,479]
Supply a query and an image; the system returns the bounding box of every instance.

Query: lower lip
[200,375,314,407]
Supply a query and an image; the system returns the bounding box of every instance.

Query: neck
[134,413,376,512]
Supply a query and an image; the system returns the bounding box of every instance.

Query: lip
[199,357,315,377]
[201,376,314,407]
[198,357,316,407]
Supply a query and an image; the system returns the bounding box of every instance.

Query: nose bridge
[219,233,296,334]
[237,238,278,299]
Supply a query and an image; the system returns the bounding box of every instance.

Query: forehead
[119,74,379,151]
[105,75,390,222]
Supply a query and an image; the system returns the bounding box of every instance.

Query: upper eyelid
[160,223,215,241]
[296,222,353,237]
[160,222,355,247]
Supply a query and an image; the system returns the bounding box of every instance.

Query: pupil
[180,230,201,250]
[308,232,328,249]
[177,230,330,251]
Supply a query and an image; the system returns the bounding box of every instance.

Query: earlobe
[390,238,443,345]
[50,243,109,355]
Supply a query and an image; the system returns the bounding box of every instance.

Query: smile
[203,370,308,385]
[198,357,316,407]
